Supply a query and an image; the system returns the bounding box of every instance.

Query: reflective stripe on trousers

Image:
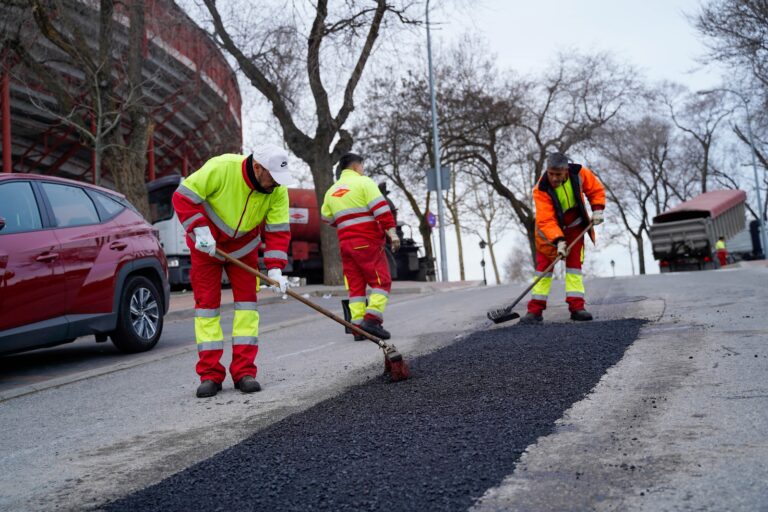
[195,308,224,352]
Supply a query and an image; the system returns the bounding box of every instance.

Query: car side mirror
[0,217,5,231]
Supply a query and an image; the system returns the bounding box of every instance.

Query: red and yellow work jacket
[172,154,290,269]
[320,169,396,243]
[533,164,606,258]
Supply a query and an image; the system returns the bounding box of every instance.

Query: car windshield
[148,185,176,224]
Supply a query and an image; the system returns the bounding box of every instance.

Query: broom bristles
[388,359,410,382]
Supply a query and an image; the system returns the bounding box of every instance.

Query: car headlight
[167,257,180,268]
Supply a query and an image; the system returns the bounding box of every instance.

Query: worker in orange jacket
[520,152,606,324]
[172,145,293,398]
[321,153,399,340]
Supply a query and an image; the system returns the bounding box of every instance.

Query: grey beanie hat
[546,152,570,169]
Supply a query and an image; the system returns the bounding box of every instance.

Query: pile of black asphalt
[105,319,645,512]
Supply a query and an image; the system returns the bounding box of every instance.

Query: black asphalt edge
[104,318,647,512]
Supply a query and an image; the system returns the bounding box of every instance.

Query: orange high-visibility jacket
[533,164,605,257]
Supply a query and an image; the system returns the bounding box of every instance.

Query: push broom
[487,223,593,324]
[215,248,411,382]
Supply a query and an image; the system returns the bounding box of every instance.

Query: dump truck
[650,190,747,272]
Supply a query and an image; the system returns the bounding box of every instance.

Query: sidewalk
[166,280,483,320]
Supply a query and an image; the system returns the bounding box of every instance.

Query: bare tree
[463,178,512,284]
[4,0,153,217]
[595,115,691,274]
[694,1,768,88]
[200,0,416,284]
[454,51,639,262]
[502,242,534,284]
[441,166,470,280]
[357,69,437,268]
[661,84,733,193]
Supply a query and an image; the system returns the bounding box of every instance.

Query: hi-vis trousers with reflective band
[340,238,391,325]
[189,246,260,384]
[527,226,586,315]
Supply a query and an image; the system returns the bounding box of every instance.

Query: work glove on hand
[386,228,401,252]
[556,240,568,258]
[592,210,604,225]
[267,268,289,294]
[193,226,216,256]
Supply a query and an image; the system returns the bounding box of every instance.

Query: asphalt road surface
[1,266,766,511]
[105,319,646,512]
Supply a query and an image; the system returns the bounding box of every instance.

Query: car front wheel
[111,275,163,353]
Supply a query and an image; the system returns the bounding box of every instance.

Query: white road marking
[274,341,340,360]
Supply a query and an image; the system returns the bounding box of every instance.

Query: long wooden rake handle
[215,248,390,351]
[496,223,593,316]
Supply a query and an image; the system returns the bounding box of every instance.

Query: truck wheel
[111,275,163,353]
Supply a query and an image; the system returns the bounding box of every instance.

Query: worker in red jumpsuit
[173,145,292,398]
[520,152,606,324]
[321,153,399,340]
[716,236,728,267]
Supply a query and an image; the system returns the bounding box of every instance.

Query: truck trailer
[649,190,747,272]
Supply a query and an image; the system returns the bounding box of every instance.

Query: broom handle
[214,248,387,348]
[501,223,593,313]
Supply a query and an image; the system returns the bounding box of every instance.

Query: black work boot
[196,380,222,398]
[570,309,593,321]
[360,320,391,340]
[235,375,262,393]
[518,312,543,324]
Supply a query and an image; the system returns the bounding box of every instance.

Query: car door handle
[36,252,59,262]
[109,241,128,251]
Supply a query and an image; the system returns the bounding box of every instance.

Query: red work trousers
[716,250,727,267]
[340,238,392,324]
[527,223,586,315]
[189,247,260,384]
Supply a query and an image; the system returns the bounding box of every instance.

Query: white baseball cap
[253,144,294,186]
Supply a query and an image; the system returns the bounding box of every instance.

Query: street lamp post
[426,0,449,281]
[479,239,487,286]
[699,88,768,258]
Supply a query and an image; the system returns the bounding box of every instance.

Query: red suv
[0,174,169,355]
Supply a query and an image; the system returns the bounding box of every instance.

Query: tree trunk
[525,218,537,266]
[452,214,465,281]
[635,233,646,275]
[308,153,343,285]
[485,224,501,284]
[107,144,150,220]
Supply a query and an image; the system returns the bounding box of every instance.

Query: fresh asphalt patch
[104,319,646,512]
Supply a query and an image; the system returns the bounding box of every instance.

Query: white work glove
[592,210,604,225]
[267,268,288,294]
[386,228,400,252]
[557,240,568,258]
[193,226,216,256]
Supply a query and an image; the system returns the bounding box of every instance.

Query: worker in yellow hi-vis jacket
[321,153,399,341]
[173,145,293,398]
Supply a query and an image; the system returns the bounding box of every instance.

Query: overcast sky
[427,0,725,282]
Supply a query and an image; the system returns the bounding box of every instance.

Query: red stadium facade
[0,0,242,185]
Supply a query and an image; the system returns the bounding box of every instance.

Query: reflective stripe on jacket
[533,164,606,254]
[320,169,396,243]
[172,153,290,270]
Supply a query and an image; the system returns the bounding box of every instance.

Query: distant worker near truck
[519,152,606,324]
[172,145,293,398]
[716,236,728,267]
